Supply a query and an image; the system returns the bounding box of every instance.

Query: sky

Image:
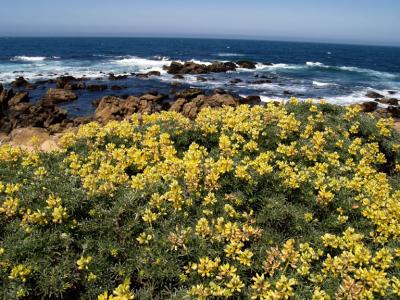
[1,0,399,46]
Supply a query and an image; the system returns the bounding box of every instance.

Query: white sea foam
[10,56,47,62]
[312,81,334,87]
[216,53,245,57]
[306,61,324,67]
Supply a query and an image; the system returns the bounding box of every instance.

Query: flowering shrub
[0,101,399,299]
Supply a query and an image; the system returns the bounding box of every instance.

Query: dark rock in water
[136,74,149,79]
[111,85,126,91]
[173,74,184,79]
[56,76,78,89]
[108,73,128,80]
[251,79,272,84]
[366,91,384,99]
[146,71,161,76]
[42,88,78,105]
[170,82,182,87]
[387,106,400,118]
[0,84,3,94]
[8,92,29,106]
[376,97,399,105]
[263,62,274,66]
[175,88,203,100]
[140,92,167,102]
[283,91,294,95]
[87,84,108,92]
[197,76,207,82]
[236,60,257,69]
[64,82,86,90]
[230,78,242,84]
[240,95,262,105]
[11,76,30,88]
[388,91,397,95]
[165,61,236,75]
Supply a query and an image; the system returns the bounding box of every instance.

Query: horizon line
[0,34,399,48]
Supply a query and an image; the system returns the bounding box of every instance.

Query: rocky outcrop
[42,88,78,105]
[165,61,236,75]
[175,88,203,100]
[236,60,257,69]
[376,97,399,105]
[240,95,262,105]
[56,76,78,89]
[354,101,378,112]
[11,76,31,88]
[169,91,239,118]
[9,127,61,152]
[8,92,29,107]
[108,73,128,80]
[94,93,166,122]
[365,91,384,99]
[87,84,108,92]
[0,88,15,111]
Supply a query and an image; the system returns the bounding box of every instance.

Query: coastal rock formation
[376,97,399,105]
[9,127,61,152]
[169,90,238,118]
[87,84,108,92]
[11,76,31,88]
[240,95,262,105]
[108,73,129,80]
[0,88,15,110]
[8,92,29,106]
[42,88,78,105]
[365,91,384,99]
[165,61,236,75]
[56,76,78,89]
[236,60,257,69]
[94,93,166,122]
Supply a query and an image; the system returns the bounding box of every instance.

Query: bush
[0,101,399,299]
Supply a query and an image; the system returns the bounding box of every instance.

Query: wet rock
[263,62,274,66]
[376,97,399,105]
[0,89,15,111]
[0,84,3,94]
[388,91,397,95]
[139,92,167,102]
[387,106,400,118]
[111,85,126,91]
[230,78,243,84]
[197,76,207,82]
[8,92,29,106]
[42,88,78,104]
[136,74,149,79]
[169,98,187,112]
[366,91,384,99]
[64,82,86,90]
[11,76,30,88]
[236,60,257,69]
[87,84,108,92]
[56,76,78,89]
[251,79,272,84]
[146,71,161,76]
[165,61,236,75]
[175,88,203,100]
[108,73,128,80]
[173,74,184,79]
[240,95,262,105]
[283,91,294,95]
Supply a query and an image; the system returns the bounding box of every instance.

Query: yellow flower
[77,256,92,270]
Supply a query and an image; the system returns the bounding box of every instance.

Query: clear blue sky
[1,0,399,46]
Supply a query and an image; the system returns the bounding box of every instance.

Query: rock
[366,91,384,99]
[393,120,400,133]
[175,88,203,100]
[165,61,236,75]
[230,79,242,84]
[136,74,149,79]
[64,82,86,90]
[56,76,78,89]
[108,73,128,80]
[87,84,108,92]
[8,92,29,106]
[111,85,126,91]
[42,88,78,104]
[9,127,60,152]
[283,91,294,95]
[146,71,161,76]
[0,89,15,111]
[240,95,262,105]
[263,62,274,66]
[388,91,397,95]
[140,92,167,102]
[169,98,187,112]
[213,89,227,95]
[251,79,272,84]
[94,95,162,122]
[387,106,400,118]
[0,84,3,94]
[11,76,30,88]
[173,74,184,79]
[376,97,399,105]
[197,76,207,82]
[236,60,257,69]
[355,101,378,112]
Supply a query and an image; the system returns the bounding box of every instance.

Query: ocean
[0,37,399,116]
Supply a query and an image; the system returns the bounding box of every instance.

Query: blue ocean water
[0,37,399,116]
